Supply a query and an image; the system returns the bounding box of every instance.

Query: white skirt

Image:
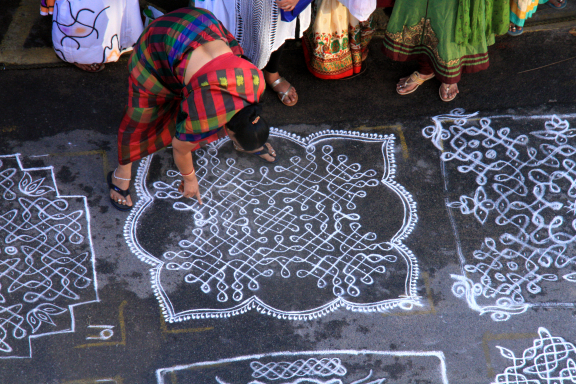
[52,0,144,64]
[336,0,377,21]
[194,0,311,69]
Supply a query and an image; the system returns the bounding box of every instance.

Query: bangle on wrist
[181,169,195,177]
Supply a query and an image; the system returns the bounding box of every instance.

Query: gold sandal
[397,71,435,95]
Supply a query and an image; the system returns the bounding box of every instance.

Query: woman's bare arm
[172,137,202,205]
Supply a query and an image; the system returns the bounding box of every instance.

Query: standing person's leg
[430,54,459,102]
[109,163,133,209]
[546,0,568,9]
[40,0,55,15]
[509,0,539,36]
[263,45,298,106]
[439,80,459,102]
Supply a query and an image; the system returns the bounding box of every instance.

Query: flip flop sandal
[508,25,524,36]
[234,142,277,163]
[270,77,298,107]
[397,71,435,95]
[548,0,567,9]
[439,84,458,102]
[107,171,132,211]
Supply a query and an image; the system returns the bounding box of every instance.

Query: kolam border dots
[125,129,420,322]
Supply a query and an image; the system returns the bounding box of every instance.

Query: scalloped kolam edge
[124,129,421,322]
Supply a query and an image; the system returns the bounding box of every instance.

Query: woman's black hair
[226,103,269,151]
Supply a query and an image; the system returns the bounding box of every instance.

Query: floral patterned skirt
[302,0,375,80]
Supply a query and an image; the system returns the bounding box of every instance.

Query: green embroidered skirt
[383,0,508,83]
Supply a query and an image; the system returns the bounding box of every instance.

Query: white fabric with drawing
[52,0,144,65]
[337,0,377,21]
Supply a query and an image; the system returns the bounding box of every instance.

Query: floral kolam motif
[0,155,97,357]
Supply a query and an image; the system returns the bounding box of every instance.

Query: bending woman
[109,8,275,211]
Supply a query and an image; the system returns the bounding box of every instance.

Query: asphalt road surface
[0,1,576,383]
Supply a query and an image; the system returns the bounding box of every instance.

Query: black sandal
[234,142,277,163]
[107,171,132,211]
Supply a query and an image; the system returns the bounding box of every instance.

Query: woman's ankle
[113,165,132,181]
[263,70,280,84]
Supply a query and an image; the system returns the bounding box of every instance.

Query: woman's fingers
[179,179,203,205]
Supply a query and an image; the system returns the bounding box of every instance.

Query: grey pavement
[1,2,576,384]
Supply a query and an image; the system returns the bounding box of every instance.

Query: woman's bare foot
[264,71,297,106]
[74,63,105,72]
[439,83,459,102]
[548,0,566,9]
[234,142,277,163]
[109,167,133,208]
[397,71,435,95]
[256,143,276,162]
[508,23,524,35]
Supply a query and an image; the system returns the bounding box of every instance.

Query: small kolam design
[492,327,576,384]
[125,129,420,322]
[423,109,576,321]
[0,154,97,358]
[155,350,449,384]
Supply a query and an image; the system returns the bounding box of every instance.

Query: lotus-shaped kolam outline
[125,129,419,322]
